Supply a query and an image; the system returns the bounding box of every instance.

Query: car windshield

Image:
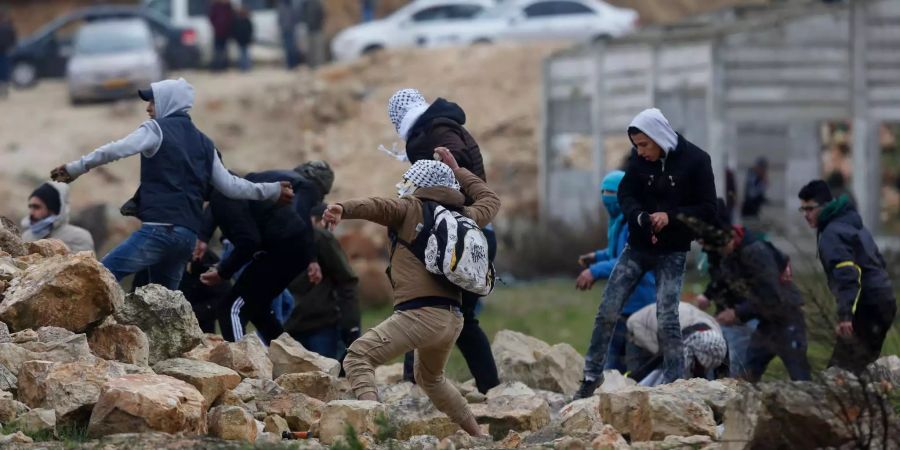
[476,1,520,19]
[74,20,152,55]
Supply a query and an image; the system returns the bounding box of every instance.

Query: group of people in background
[0,7,16,99]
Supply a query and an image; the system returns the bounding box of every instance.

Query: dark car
[9,5,200,88]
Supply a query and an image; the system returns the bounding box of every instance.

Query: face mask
[29,215,57,239]
[602,194,620,217]
[396,179,417,198]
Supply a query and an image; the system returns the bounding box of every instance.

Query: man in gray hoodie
[51,78,293,289]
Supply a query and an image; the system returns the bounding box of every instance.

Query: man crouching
[323,147,498,437]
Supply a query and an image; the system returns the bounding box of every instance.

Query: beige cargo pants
[343,305,474,425]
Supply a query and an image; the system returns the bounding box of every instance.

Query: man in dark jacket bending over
[576,108,717,398]
[799,180,897,373]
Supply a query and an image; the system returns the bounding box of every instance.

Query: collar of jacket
[817,194,850,233]
[413,186,465,208]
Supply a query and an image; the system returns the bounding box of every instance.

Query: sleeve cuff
[66,161,86,179]
[265,182,281,201]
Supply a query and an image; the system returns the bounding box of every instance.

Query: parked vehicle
[331,0,495,62]
[9,5,199,88]
[67,19,165,104]
[421,0,639,47]
[144,0,281,64]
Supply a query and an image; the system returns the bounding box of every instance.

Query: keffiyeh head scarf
[683,329,727,372]
[396,160,459,197]
[388,88,430,141]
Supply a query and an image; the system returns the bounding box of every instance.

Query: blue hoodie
[589,171,657,315]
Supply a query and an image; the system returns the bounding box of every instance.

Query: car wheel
[472,38,492,45]
[362,44,383,56]
[11,61,38,88]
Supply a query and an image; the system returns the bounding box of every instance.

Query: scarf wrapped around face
[29,215,57,239]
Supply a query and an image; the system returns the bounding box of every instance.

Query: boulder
[380,381,426,405]
[375,362,405,385]
[0,397,30,422]
[230,378,285,403]
[470,389,551,440]
[11,408,56,435]
[208,334,273,380]
[0,253,123,332]
[0,333,97,386]
[183,334,226,362]
[597,370,637,394]
[0,431,32,444]
[275,371,350,402]
[598,385,716,442]
[263,414,291,435]
[384,385,461,440]
[554,436,589,450]
[491,330,583,396]
[0,257,22,284]
[316,400,386,444]
[269,333,340,378]
[591,424,628,450]
[657,378,743,421]
[466,391,487,404]
[255,391,325,431]
[0,364,16,391]
[630,435,719,450]
[487,381,537,400]
[0,218,26,257]
[115,285,203,365]
[17,359,150,423]
[87,374,207,437]
[868,355,900,386]
[88,323,150,366]
[498,430,526,448]
[208,405,258,442]
[559,396,601,435]
[25,239,70,257]
[153,358,242,409]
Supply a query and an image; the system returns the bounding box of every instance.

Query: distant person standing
[360,0,377,22]
[740,157,768,219]
[208,0,235,71]
[0,7,16,98]
[277,0,302,69]
[302,0,325,67]
[232,6,254,72]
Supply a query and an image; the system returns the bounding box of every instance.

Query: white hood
[628,108,679,153]
[21,181,72,230]
[151,77,194,118]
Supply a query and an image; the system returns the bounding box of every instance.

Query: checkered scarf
[388,88,430,140]
[683,329,727,372]
[403,160,459,191]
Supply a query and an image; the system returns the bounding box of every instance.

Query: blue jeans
[721,320,758,378]
[281,28,300,69]
[0,54,9,83]
[604,318,629,372]
[293,326,342,360]
[102,224,196,290]
[238,45,251,72]
[584,247,686,383]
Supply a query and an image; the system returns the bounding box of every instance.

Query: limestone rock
[0,397,30,422]
[555,436,588,450]
[598,385,716,442]
[375,362,405,385]
[183,333,226,362]
[630,435,719,450]
[487,381,536,400]
[0,333,96,379]
[153,358,242,408]
[317,400,386,445]
[25,239,70,257]
[88,323,150,366]
[0,257,22,284]
[0,218,26,257]
[255,391,325,431]
[0,253,123,332]
[560,396,601,435]
[11,408,55,435]
[208,334,273,380]
[0,431,32,444]
[231,378,285,403]
[275,371,350,402]
[868,355,900,387]
[17,359,150,423]
[597,370,637,394]
[115,284,203,365]
[470,390,551,440]
[465,391,487,404]
[269,333,340,378]
[491,330,583,396]
[263,414,291,435]
[657,378,743,420]
[386,387,461,440]
[591,424,628,450]
[87,374,207,437]
[0,364,16,391]
[498,430,525,448]
[208,405,258,442]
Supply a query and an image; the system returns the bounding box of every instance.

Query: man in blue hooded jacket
[576,170,656,375]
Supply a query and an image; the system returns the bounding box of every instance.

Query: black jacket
[705,235,804,326]
[232,17,253,46]
[206,170,320,279]
[619,134,717,253]
[406,99,486,182]
[284,228,359,335]
[0,20,16,54]
[816,201,894,321]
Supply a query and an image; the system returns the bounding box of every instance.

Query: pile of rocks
[0,224,897,449]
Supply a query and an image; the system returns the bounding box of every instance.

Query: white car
[424,0,639,47]
[144,0,282,64]
[331,0,495,62]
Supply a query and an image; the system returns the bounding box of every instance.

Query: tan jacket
[340,168,500,306]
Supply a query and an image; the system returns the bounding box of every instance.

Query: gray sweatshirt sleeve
[210,151,281,201]
[65,121,163,179]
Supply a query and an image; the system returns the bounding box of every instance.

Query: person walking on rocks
[384,88,501,395]
[798,180,897,373]
[325,148,497,437]
[575,170,656,374]
[575,108,717,398]
[21,182,94,252]
[51,78,293,290]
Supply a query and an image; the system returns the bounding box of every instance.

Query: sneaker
[574,378,601,400]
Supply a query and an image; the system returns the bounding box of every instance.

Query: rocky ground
[0,222,898,449]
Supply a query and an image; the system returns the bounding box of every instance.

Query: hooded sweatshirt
[619,108,718,253]
[21,182,94,252]
[64,78,281,209]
